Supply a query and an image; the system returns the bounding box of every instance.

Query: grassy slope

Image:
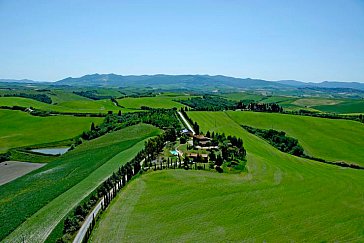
[225,111,364,166]
[314,100,364,114]
[0,110,103,153]
[0,124,160,242]
[0,97,134,114]
[117,95,192,109]
[91,112,363,242]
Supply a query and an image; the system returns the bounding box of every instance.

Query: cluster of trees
[73,90,113,100]
[0,152,10,162]
[2,93,52,104]
[237,102,283,112]
[81,109,180,141]
[178,95,237,111]
[0,105,27,111]
[242,125,304,156]
[177,95,283,113]
[206,132,246,166]
[180,108,199,133]
[143,129,178,168]
[120,92,157,98]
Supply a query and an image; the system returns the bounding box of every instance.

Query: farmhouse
[193,134,211,146]
[187,153,209,162]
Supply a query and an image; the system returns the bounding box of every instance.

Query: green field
[91,112,364,242]
[117,94,194,109]
[0,110,103,153]
[225,111,364,166]
[0,124,161,242]
[314,100,364,114]
[0,97,134,114]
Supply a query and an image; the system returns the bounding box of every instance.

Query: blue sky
[0,0,363,82]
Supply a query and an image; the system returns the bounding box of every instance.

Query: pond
[30,147,70,155]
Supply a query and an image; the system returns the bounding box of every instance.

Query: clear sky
[0,0,363,82]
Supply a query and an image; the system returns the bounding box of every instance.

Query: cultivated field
[91,112,364,242]
[0,124,160,242]
[0,161,45,186]
[0,109,103,153]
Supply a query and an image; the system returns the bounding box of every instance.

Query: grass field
[117,94,194,109]
[91,112,363,242]
[0,97,134,114]
[225,111,364,166]
[0,110,103,153]
[0,124,161,242]
[314,100,364,114]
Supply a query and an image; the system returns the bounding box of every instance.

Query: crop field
[224,111,364,166]
[0,124,161,242]
[0,161,45,186]
[0,110,103,153]
[117,94,194,109]
[91,112,363,242]
[292,97,342,107]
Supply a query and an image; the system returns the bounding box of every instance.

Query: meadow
[0,97,134,114]
[314,99,364,114]
[0,124,160,242]
[90,111,364,242]
[0,110,103,153]
[225,111,364,166]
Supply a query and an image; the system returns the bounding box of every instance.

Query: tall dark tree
[90,122,96,131]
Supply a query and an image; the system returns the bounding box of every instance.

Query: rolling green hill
[0,124,161,242]
[313,100,364,114]
[0,97,134,114]
[90,112,364,242]
[225,111,364,166]
[0,110,103,153]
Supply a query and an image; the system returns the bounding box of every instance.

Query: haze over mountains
[1,74,364,91]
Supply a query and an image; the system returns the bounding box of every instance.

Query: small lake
[30,147,70,155]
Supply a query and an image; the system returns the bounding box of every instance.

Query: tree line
[73,90,113,100]
[2,93,52,104]
[242,125,304,156]
[286,109,364,123]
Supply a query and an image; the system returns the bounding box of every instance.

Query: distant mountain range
[0,79,42,83]
[55,74,288,90]
[276,80,364,90]
[1,74,364,91]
